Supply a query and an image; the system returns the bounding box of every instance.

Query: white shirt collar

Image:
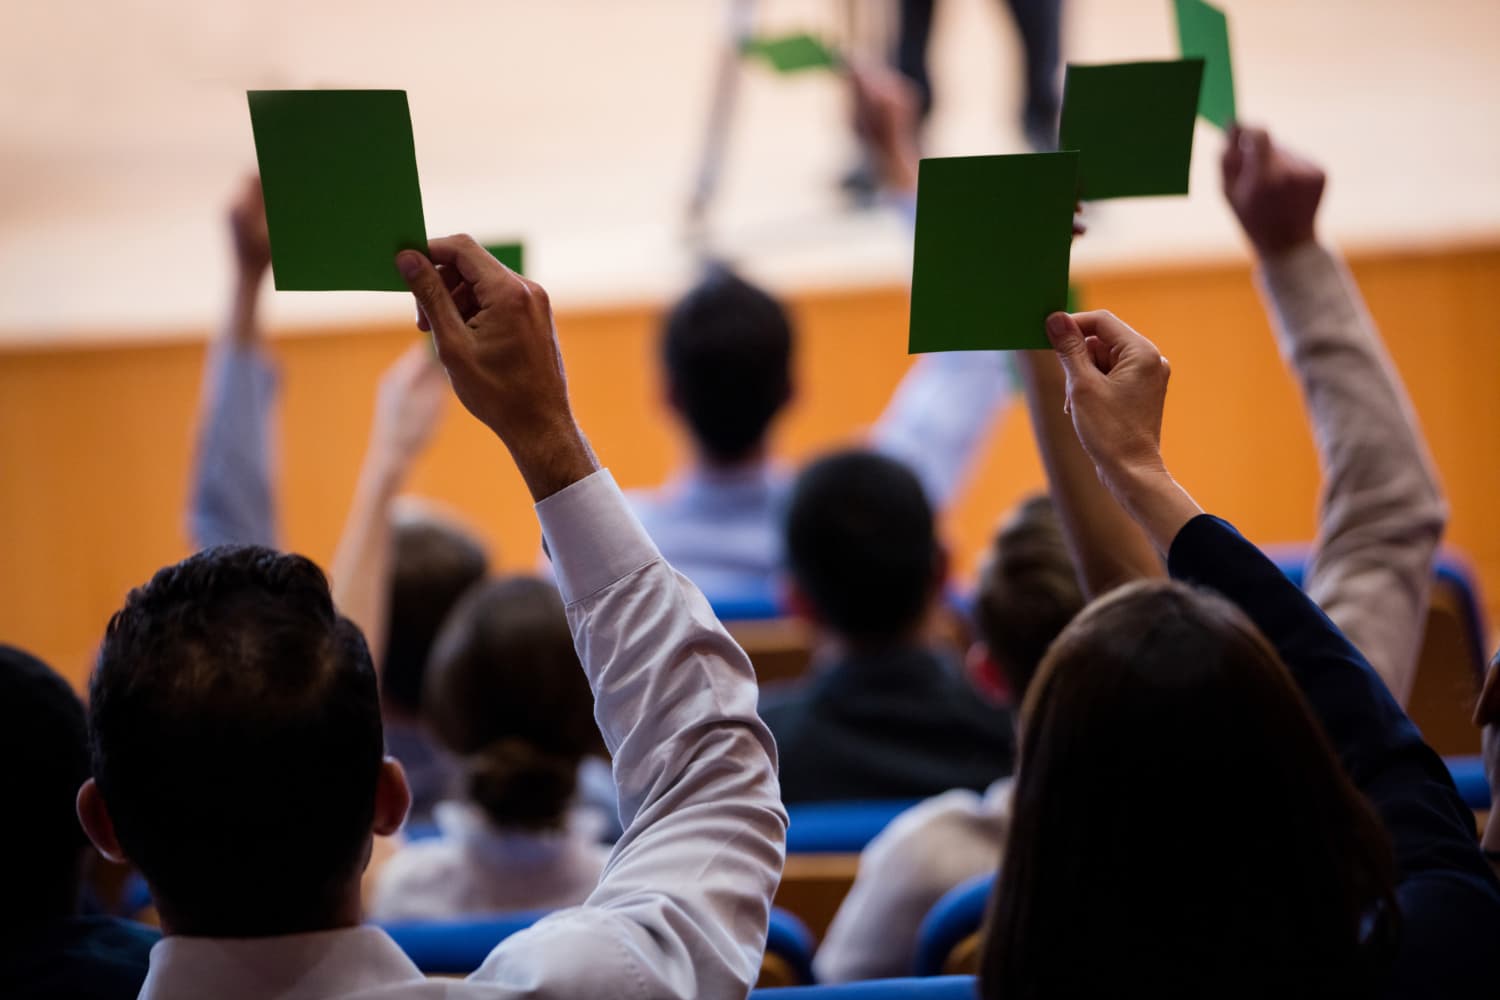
[139,926,423,1000]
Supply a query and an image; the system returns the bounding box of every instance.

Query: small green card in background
[743,33,841,74]
[1059,60,1204,200]
[1174,0,1236,129]
[908,152,1079,353]
[484,242,525,275]
[247,90,428,291]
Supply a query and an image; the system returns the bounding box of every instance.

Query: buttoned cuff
[535,469,661,606]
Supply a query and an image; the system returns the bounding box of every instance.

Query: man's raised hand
[1221,125,1326,258]
[397,237,597,501]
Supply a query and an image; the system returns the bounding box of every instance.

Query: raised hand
[1221,125,1326,257]
[849,60,921,195]
[370,342,450,482]
[228,176,272,279]
[396,238,597,500]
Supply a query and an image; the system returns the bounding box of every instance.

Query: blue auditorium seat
[711,590,784,622]
[913,874,994,977]
[382,907,817,980]
[380,912,546,975]
[1446,754,1492,810]
[786,799,922,854]
[754,976,977,998]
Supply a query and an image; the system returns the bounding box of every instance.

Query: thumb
[397,251,465,352]
[1045,312,1100,385]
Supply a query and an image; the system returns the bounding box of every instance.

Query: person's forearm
[227,267,265,347]
[1018,351,1165,596]
[1258,240,1447,702]
[502,419,600,504]
[329,449,404,669]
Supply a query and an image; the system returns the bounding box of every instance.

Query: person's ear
[373,757,412,837]
[76,779,126,864]
[966,641,1012,705]
[663,379,684,418]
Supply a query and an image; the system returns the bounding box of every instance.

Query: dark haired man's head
[661,266,794,465]
[423,576,600,832]
[384,512,489,715]
[79,546,410,938]
[972,495,1084,705]
[785,450,943,645]
[982,580,1396,999]
[0,644,91,928]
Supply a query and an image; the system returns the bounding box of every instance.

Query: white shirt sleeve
[470,470,788,1000]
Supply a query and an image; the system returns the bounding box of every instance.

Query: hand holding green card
[1059,60,1204,201]
[908,152,1079,354]
[742,33,841,74]
[1174,0,1237,129]
[247,90,428,291]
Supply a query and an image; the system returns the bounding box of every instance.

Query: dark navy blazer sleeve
[1167,514,1500,998]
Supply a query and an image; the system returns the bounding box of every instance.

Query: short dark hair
[661,266,794,463]
[88,545,384,937]
[0,645,90,926]
[384,516,488,714]
[423,576,600,832]
[974,495,1084,702]
[982,580,1397,999]
[785,450,938,643]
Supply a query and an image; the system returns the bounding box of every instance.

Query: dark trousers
[894,0,1063,131]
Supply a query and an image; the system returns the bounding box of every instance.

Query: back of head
[0,645,90,927]
[423,576,598,832]
[661,265,794,463]
[785,449,937,645]
[981,580,1396,1000]
[89,546,383,937]
[974,495,1084,703]
[384,514,488,714]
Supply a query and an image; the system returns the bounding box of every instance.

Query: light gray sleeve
[1258,241,1447,704]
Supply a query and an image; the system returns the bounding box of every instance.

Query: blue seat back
[1446,754,1492,810]
[754,976,977,998]
[786,800,921,854]
[766,907,817,985]
[913,873,994,977]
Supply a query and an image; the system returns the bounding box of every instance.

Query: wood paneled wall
[3,242,1497,690]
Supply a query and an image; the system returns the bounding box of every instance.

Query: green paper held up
[908,151,1079,354]
[1059,59,1205,201]
[247,90,428,291]
[484,242,526,275]
[1174,0,1236,129]
[742,33,841,74]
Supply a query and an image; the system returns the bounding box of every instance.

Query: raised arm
[1045,311,1500,955]
[397,239,788,999]
[188,177,279,549]
[328,343,449,671]
[1224,126,1447,702]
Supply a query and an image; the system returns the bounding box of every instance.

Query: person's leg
[1001,0,1063,150]
[894,0,938,122]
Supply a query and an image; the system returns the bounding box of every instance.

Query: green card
[484,242,525,275]
[1173,0,1236,129]
[908,152,1078,353]
[247,90,428,291]
[743,33,841,74]
[1059,60,1204,200]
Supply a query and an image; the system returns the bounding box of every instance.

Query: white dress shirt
[368,802,611,923]
[137,469,789,1000]
[812,779,1012,984]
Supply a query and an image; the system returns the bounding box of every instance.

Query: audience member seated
[370,576,611,921]
[760,450,1014,803]
[629,67,1015,607]
[0,645,156,1000]
[187,190,491,822]
[973,307,1500,998]
[75,236,787,999]
[814,495,1082,982]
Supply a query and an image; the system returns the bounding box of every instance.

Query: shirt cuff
[535,469,662,606]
